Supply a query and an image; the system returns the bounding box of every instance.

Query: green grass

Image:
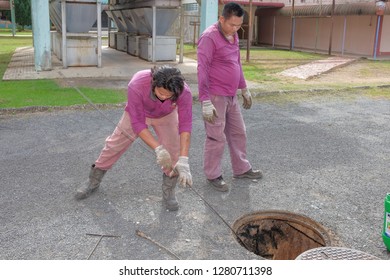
[241,48,327,82]
[0,79,126,108]
[0,29,33,36]
[0,34,126,109]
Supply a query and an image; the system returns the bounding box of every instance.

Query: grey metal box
[66,36,98,66]
[116,32,127,52]
[51,31,98,66]
[109,32,117,49]
[127,35,142,56]
[139,36,177,61]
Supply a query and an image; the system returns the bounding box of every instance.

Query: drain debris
[232,211,333,260]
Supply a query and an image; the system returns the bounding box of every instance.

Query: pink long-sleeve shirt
[197,22,247,102]
[124,70,193,135]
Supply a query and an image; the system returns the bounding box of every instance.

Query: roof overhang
[219,0,284,8]
[256,2,390,17]
[0,0,10,10]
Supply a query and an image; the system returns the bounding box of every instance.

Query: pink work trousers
[95,110,180,175]
[203,94,251,180]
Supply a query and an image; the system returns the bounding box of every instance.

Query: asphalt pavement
[1,93,390,260]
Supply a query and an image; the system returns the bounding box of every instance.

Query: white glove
[170,156,192,187]
[202,100,218,123]
[154,145,172,170]
[241,88,252,109]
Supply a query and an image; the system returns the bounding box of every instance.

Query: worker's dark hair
[222,2,245,19]
[151,65,184,102]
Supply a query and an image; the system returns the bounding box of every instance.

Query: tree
[14,0,31,29]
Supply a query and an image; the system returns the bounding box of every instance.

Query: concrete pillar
[31,0,52,71]
[199,0,218,35]
[10,0,15,36]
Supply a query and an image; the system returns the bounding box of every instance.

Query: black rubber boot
[162,174,179,211]
[75,164,107,200]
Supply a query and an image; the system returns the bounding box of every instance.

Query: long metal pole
[97,0,102,68]
[152,6,156,63]
[10,0,15,36]
[328,0,335,55]
[272,16,275,48]
[315,18,319,52]
[246,0,253,62]
[61,0,67,68]
[341,16,347,56]
[289,0,295,50]
[179,1,184,63]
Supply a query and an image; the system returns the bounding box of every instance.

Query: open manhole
[232,210,333,260]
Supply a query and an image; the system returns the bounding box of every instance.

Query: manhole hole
[232,210,333,260]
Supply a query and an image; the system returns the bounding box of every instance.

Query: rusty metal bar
[86,233,121,260]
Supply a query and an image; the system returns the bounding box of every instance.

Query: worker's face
[154,87,173,101]
[219,15,243,37]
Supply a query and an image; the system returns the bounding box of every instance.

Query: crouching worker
[75,65,193,211]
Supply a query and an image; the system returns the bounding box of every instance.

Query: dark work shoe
[162,174,179,211]
[75,165,107,200]
[207,176,228,192]
[233,168,263,179]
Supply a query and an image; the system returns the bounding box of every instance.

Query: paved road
[1,93,390,260]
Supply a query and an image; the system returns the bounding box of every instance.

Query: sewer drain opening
[232,211,333,260]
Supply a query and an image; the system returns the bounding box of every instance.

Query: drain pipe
[341,16,347,56]
[272,16,275,48]
[289,0,295,50]
[373,15,382,60]
[328,0,335,55]
[374,1,386,60]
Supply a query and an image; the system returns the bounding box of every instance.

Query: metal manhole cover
[232,210,334,260]
[295,247,380,260]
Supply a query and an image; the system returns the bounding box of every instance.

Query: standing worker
[75,66,193,211]
[197,2,262,192]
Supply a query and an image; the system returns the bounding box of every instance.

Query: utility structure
[106,0,182,63]
[49,0,104,68]
[0,0,16,36]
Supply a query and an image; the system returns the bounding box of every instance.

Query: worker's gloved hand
[241,88,252,109]
[202,100,218,124]
[154,145,172,170]
[170,156,192,187]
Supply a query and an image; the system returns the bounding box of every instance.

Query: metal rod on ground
[188,186,253,253]
[286,223,325,246]
[135,229,181,260]
[86,233,121,260]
